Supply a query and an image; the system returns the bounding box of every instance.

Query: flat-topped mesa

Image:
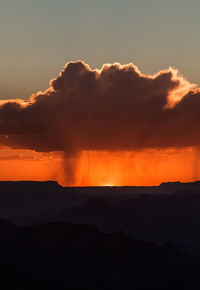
[158,181,200,196]
[159,181,200,188]
[0,181,63,193]
[159,181,181,187]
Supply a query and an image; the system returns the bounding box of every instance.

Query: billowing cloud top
[0,60,199,153]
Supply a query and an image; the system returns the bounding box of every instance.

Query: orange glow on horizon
[60,148,197,186]
[0,147,199,186]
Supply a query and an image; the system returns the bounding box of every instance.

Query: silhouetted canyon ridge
[1,181,200,288]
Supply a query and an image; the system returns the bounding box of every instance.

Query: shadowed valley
[0,181,200,288]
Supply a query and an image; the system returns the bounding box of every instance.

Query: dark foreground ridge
[0,218,200,290]
[2,181,200,288]
[2,180,200,254]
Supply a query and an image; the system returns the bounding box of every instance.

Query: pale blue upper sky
[1,0,200,98]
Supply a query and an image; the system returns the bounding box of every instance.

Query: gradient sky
[1,0,200,99]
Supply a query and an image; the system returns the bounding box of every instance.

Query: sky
[1,0,200,99]
[1,0,200,186]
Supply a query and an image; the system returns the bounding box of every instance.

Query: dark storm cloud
[0,60,198,153]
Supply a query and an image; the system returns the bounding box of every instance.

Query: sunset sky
[1,0,200,186]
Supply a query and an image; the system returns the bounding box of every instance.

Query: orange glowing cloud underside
[1,61,200,186]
